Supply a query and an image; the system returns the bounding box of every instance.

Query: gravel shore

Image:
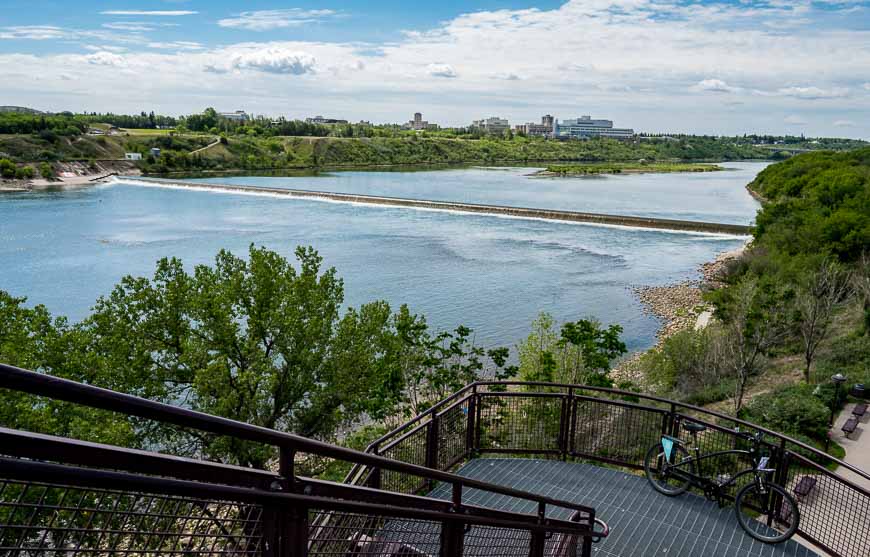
[612,241,750,385]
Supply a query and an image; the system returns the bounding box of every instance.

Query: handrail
[0,363,596,517]
[0,457,590,537]
[472,380,870,487]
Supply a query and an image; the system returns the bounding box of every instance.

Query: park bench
[842,417,859,438]
[793,476,817,503]
[853,403,867,419]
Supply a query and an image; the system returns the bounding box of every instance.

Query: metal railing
[352,381,870,557]
[0,364,604,556]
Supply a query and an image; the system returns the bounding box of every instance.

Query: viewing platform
[0,365,867,556]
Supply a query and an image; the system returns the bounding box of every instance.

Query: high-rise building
[405,112,430,130]
[515,115,555,137]
[554,115,634,139]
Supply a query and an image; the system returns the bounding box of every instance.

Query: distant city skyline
[1,1,869,138]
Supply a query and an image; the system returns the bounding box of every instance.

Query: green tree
[84,245,408,468]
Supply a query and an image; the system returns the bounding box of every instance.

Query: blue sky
[2,1,869,137]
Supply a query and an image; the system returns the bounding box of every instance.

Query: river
[0,162,766,352]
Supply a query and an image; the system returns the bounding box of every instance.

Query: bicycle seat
[683,421,707,433]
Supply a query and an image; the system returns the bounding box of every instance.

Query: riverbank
[613,241,750,385]
[535,162,724,176]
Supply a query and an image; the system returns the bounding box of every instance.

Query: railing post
[278,447,307,557]
[559,389,571,460]
[466,389,477,458]
[440,483,466,557]
[529,502,546,557]
[368,441,382,490]
[426,413,440,489]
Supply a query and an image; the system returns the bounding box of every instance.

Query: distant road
[123,177,754,236]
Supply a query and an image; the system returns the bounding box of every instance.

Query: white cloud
[427,63,457,78]
[784,115,808,125]
[148,41,204,51]
[833,120,856,127]
[99,11,197,16]
[776,86,849,100]
[206,47,317,75]
[864,83,870,91]
[218,9,338,31]
[85,51,126,67]
[690,79,740,93]
[0,26,69,40]
[492,72,522,81]
[102,22,155,32]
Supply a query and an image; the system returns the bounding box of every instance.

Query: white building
[218,111,250,122]
[124,153,142,161]
[471,116,510,134]
[555,116,634,140]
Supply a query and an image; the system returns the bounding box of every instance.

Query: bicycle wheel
[644,441,694,496]
[735,481,799,543]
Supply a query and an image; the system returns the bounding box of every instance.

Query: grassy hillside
[0,132,772,173]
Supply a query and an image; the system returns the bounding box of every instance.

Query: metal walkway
[430,459,818,557]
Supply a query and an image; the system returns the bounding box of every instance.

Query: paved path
[189,138,221,155]
[832,402,870,492]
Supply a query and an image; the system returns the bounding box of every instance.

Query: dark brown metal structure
[1,365,868,556]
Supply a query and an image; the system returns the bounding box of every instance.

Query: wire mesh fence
[0,479,263,556]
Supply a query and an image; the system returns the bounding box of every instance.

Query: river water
[0,162,766,352]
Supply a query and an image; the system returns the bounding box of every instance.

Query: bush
[0,158,15,178]
[39,162,54,179]
[640,328,722,396]
[740,384,830,441]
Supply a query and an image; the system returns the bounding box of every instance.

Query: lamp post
[827,373,847,452]
[830,373,847,426]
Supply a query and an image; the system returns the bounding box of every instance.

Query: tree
[720,276,789,413]
[84,245,409,468]
[0,158,15,178]
[517,313,626,387]
[793,259,851,381]
[854,252,870,334]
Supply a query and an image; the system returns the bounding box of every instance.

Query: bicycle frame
[659,435,775,497]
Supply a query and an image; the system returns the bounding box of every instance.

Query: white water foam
[112,178,752,240]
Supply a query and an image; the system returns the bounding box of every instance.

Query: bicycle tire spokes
[735,482,799,544]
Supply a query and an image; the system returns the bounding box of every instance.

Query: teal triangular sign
[661,437,674,462]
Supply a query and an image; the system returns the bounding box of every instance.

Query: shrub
[0,158,15,178]
[39,162,54,179]
[740,384,830,441]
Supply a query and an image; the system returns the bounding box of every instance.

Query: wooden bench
[793,476,817,502]
[853,403,868,419]
[842,417,859,438]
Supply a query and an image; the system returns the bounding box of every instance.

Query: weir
[122,176,754,235]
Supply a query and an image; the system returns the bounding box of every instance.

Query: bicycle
[643,418,799,544]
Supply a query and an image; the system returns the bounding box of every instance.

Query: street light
[830,373,847,427]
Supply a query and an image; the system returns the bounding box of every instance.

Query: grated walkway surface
[429,458,819,557]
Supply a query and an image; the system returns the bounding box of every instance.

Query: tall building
[554,115,634,140]
[405,112,430,130]
[471,116,510,134]
[515,115,555,137]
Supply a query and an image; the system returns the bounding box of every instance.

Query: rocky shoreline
[612,241,749,385]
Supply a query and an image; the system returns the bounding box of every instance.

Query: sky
[1,0,869,138]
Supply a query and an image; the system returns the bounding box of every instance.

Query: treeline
[0,112,86,136]
[637,147,870,459]
[0,245,628,473]
[78,111,178,129]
